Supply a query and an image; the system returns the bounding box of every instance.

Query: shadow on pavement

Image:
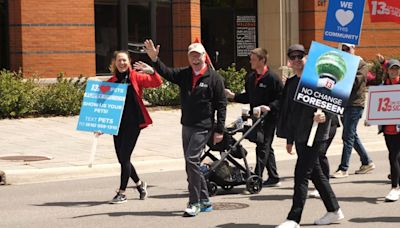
[33,201,110,207]
[150,193,188,199]
[336,196,381,204]
[331,179,390,185]
[349,216,400,223]
[216,223,275,227]
[72,210,183,218]
[248,194,292,201]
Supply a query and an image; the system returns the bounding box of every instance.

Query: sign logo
[336,9,354,26]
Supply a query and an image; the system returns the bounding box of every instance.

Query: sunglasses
[289,54,304,61]
[342,46,351,52]
[390,66,400,70]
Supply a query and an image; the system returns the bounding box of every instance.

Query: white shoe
[314,208,344,225]
[276,220,300,228]
[385,188,400,202]
[309,190,320,198]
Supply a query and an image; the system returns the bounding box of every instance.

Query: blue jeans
[338,106,372,171]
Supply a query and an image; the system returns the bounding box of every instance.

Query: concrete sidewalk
[0,103,385,185]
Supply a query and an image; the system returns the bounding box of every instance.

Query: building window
[95,0,172,75]
[201,0,257,70]
[0,0,8,69]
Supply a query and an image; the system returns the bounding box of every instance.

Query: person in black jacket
[276,44,343,228]
[225,47,283,187]
[144,39,227,217]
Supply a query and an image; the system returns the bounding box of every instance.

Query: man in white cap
[144,39,227,217]
[332,43,375,178]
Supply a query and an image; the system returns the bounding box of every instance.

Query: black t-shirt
[116,70,144,132]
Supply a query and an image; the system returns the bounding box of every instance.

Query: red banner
[368,0,400,23]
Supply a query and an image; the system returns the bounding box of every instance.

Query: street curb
[1,158,187,185]
[1,142,386,186]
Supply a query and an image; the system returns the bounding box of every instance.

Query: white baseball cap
[188,43,206,54]
[341,43,355,48]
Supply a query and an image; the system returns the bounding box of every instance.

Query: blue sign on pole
[323,0,366,45]
[77,80,128,135]
[294,41,360,115]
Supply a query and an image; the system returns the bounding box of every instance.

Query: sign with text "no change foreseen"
[294,41,359,115]
[324,0,366,45]
[77,80,127,135]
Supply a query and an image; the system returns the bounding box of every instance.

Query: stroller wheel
[208,181,218,196]
[246,175,262,194]
[221,185,234,191]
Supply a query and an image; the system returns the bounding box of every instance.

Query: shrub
[35,73,87,116]
[0,70,39,118]
[0,70,87,118]
[143,80,180,106]
[217,64,246,93]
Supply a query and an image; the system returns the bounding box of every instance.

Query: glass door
[0,0,8,69]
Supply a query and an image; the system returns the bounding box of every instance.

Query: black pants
[182,126,211,204]
[254,124,279,180]
[385,134,400,188]
[287,141,340,223]
[113,126,141,191]
[319,123,338,180]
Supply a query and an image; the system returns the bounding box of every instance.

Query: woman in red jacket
[105,50,162,204]
[377,54,400,202]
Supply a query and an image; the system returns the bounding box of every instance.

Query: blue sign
[323,0,366,45]
[294,41,360,115]
[77,80,128,135]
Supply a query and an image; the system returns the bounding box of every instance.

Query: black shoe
[110,193,127,204]
[137,181,148,200]
[263,178,281,187]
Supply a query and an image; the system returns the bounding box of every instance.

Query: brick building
[1,0,399,78]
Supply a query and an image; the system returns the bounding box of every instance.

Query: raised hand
[133,61,154,75]
[144,39,160,62]
[376,53,385,64]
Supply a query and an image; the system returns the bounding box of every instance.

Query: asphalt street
[1,150,399,228]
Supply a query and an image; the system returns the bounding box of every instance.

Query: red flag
[194,37,215,70]
[368,0,400,24]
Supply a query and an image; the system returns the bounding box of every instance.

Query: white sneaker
[331,170,349,178]
[314,208,344,225]
[309,190,320,198]
[385,188,400,202]
[275,220,300,228]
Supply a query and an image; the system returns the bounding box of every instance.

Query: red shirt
[254,66,268,86]
[192,65,208,90]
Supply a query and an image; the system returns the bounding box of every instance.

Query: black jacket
[234,68,283,124]
[152,59,227,133]
[276,75,332,144]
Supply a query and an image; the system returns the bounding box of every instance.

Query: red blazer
[108,70,162,129]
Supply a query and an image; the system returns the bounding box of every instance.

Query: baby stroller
[200,112,267,196]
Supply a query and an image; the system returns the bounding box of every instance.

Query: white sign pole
[88,134,99,168]
[307,108,322,147]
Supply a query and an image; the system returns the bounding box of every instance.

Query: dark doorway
[0,0,9,70]
[94,0,172,75]
[201,0,257,71]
